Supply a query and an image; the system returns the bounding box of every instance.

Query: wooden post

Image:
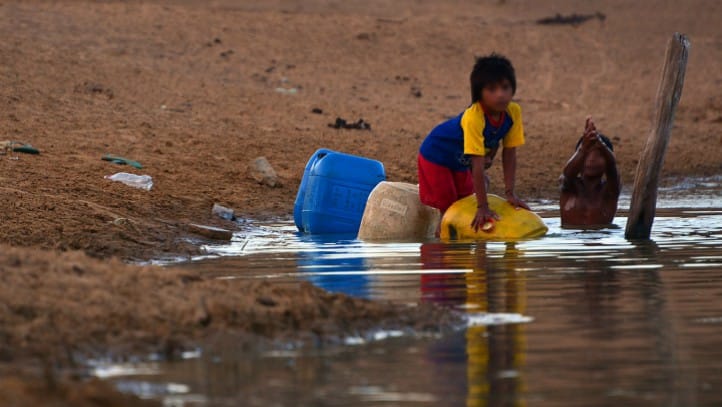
[625,33,690,239]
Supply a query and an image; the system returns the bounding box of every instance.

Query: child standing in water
[559,117,621,227]
[418,54,529,232]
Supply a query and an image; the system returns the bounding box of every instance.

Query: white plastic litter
[105,172,153,191]
[466,312,534,326]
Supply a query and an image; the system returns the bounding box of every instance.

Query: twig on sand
[536,12,606,26]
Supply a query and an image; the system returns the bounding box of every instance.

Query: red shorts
[417,154,473,213]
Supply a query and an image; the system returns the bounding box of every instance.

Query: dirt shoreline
[1,0,721,261]
[0,244,463,405]
[0,0,720,404]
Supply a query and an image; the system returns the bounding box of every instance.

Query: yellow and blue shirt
[419,102,524,171]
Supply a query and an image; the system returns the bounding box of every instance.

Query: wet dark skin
[559,117,621,227]
[470,79,529,232]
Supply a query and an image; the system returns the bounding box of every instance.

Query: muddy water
[106,186,722,406]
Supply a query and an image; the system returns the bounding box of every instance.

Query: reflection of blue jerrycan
[294,149,385,234]
[296,234,372,299]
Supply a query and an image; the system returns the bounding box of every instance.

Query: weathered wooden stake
[625,33,690,239]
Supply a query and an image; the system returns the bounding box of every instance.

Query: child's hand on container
[505,193,530,210]
[472,205,499,232]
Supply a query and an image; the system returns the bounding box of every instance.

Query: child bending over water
[418,54,529,233]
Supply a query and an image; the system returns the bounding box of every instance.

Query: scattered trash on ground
[311,108,323,114]
[102,154,142,169]
[187,223,233,240]
[205,37,222,47]
[74,81,114,99]
[1,141,14,156]
[250,157,280,187]
[212,203,236,221]
[112,218,131,226]
[356,32,376,41]
[13,144,39,154]
[104,172,153,190]
[1,141,40,155]
[328,117,371,130]
[275,87,298,95]
[273,76,301,95]
[536,12,606,26]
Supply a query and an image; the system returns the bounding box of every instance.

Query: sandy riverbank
[1,0,720,260]
[0,0,720,404]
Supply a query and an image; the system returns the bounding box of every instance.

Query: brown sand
[0,247,437,360]
[1,0,721,259]
[0,0,720,404]
[0,376,159,407]
[0,244,459,405]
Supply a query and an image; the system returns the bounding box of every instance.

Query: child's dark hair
[470,53,517,104]
[576,133,614,151]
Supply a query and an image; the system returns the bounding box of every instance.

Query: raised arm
[561,147,586,182]
[561,117,597,190]
[597,141,621,197]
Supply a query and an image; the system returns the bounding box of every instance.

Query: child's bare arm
[561,117,597,189]
[470,155,498,231]
[502,147,529,209]
[561,150,584,191]
[598,141,621,197]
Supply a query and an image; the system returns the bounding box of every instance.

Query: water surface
[105,187,722,406]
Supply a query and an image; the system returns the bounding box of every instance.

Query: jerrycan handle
[309,150,329,172]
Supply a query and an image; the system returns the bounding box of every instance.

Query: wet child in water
[559,116,621,227]
[417,54,529,233]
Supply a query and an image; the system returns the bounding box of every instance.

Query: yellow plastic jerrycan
[440,194,548,240]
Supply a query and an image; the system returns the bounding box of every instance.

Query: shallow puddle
[105,185,722,406]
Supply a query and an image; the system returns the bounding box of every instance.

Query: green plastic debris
[2,141,39,155]
[13,145,40,155]
[102,154,142,169]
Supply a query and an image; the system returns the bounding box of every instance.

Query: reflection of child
[417,54,528,233]
[559,117,621,226]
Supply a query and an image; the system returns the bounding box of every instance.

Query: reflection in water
[421,242,528,407]
[296,234,372,298]
[107,206,722,406]
[561,240,675,402]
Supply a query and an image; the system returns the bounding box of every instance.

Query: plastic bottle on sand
[105,172,153,191]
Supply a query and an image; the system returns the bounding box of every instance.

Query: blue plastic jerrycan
[294,149,385,234]
[293,148,334,230]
